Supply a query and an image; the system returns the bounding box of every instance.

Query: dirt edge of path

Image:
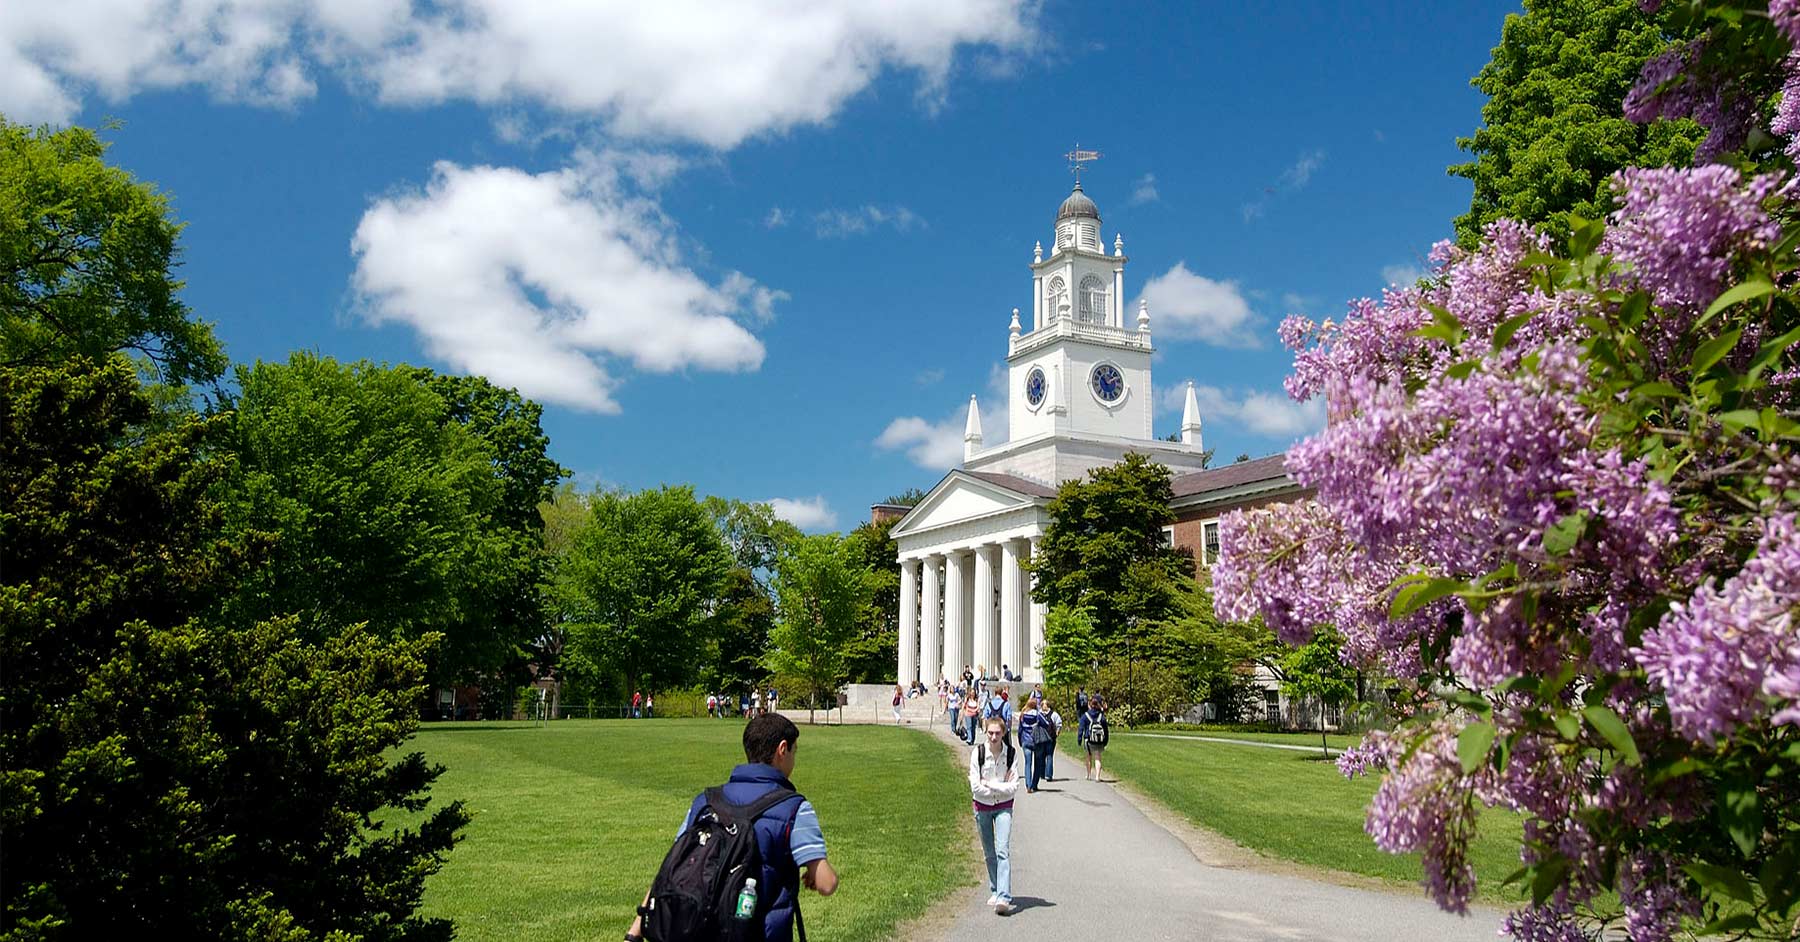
[888,727,983,942]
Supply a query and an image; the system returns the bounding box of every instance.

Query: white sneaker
[986,894,999,906]
[994,900,1014,915]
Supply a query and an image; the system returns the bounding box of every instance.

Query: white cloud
[876,372,1008,470]
[1,1,1036,148]
[1128,173,1158,205]
[1160,381,1326,440]
[767,496,838,531]
[1280,149,1326,189]
[1135,262,1261,347]
[812,205,925,238]
[1381,262,1424,287]
[764,206,790,228]
[915,367,945,386]
[350,155,780,413]
[1240,201,1266,223]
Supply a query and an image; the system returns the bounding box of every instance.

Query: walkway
[922,725,1504,942]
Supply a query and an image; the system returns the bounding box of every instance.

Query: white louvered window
[1047,276,1067,320]
[1078,275,1107,324]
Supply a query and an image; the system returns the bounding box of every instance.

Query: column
[898,558,919,685]
[974,544,997,677]
[920,554,942,686]
[1027,536,1048,682]
[943,549,966,684]
[1000,540,1021,680]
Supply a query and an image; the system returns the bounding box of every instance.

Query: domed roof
[1056,182,1100,222]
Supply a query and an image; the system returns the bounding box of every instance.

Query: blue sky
[4,0,1519,532]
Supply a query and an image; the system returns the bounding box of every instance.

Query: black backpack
[639,786,806,942]
[1087,713,1109,747]
[976,741,1016,770]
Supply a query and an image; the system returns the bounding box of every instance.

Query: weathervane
[1065,143,1102,184]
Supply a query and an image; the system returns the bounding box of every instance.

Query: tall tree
[1,120,225,387]
[1029,452,1194,649]
[1449,0,1700,245]
[561,485,733,697]
[841,515,900,684]
[1039,605,1100,690]
[223,353,548,685]
[1278,628,1359,755]
[1,356,464,939]
[767,533,871,723]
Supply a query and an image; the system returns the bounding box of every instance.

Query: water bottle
[735,878,758,920]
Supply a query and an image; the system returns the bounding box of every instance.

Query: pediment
[891,471,1039,538]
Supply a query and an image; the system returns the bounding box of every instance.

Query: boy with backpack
[1080,696,1110,782]
[970,716,1022,915]
[625,714,838,942]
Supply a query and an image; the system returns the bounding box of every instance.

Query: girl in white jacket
[969,716,1022,914]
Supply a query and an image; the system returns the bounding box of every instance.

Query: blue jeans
[964,714,978,742]
[1022,741,1040,790]
[1043,739,1055,780]
[975,808,1013,902]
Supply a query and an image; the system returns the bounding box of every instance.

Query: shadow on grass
[413,723,534,734]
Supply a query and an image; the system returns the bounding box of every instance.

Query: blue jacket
[684,764,806,942]
[1018,709,1042,748]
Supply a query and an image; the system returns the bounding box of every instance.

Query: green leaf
[1684,862,1755,903]
[1445,360,1478,380]
[1581,705,1640,766]
[1553,713,1581,741]
[1568,216,1604,259]
[1749,323,1800,377]
[1720,783,1762,858]
[1445,689,1491,716]
[1494,675,1540,695]
[1698,279,1775,329]
[1719,409,1762,436]
[1390,576,1467,619]
[1531,855,1570,906]
[1691,328,1743,376]
[1542,512,1588,557]
[1491,312,1534,352]
[1699,913,1762,935]
[1458,721,1496,774]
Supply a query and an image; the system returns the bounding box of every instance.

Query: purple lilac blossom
[1363,724,1480,913]
[1635,513,1800,743]
[1603,166,1781,321]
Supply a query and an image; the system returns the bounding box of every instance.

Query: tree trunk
[1319,701,1329,758]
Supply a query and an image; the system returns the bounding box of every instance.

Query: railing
[1011,315,1150,354]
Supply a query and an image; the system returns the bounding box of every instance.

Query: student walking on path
[1017,696,1048,793]
[1079,697,1109,781]
[961,689,981,743]
[969,716,1022,916]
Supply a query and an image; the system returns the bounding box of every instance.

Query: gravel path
[924,725,1504,941]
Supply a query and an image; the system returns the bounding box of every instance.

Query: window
[1159,526,1174,549]
[1046,276,1066,320]
[1078,275,1107,324]
[1263,689,1281,722]
[1202,521,1221,567]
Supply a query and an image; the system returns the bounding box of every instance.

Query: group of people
[623,682,1111,942]
[706,687,780,719]
[628,690,654,718]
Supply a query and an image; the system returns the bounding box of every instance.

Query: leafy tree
[1,357,464,939]
[561,485,732,698]
[536,482,591,700]
[1161,575,1282,722]
[706,567,775,694]
[882,487,928,506]
[1029,452,1194,649]
[1449,0,1700,246]
[1039,605,1100,690]
[841,515,900,684]
[703,496,801,583]
[1278,628,1359,755]
[224,353,550,687]
[767,533,871,723]
[1,120,225,387]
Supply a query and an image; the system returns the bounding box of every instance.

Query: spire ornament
[1064,143,1102,184]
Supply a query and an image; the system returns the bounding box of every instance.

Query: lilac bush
[1217,4,1800,937]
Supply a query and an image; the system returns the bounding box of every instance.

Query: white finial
[1034,240,1043,263]
[1182,381,1204,450]
[1009,307,1022,338]
[1137,297,1151,332]
[963,395,984,461]
[1114,233,1124,257]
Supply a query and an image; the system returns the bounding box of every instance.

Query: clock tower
[961,177,1210,485]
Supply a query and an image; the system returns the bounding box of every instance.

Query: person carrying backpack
[625,714,838,942]
[970,715,1022,915]
[1080,696,1110,782]
[1016,696,1046,793]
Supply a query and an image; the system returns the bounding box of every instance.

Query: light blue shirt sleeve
[788,799,828,865]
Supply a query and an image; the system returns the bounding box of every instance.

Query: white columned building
[890,178,1213,685]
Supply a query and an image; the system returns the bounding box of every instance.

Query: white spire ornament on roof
[1181,381,1204,450]
[1137,297,1151,333]
[963,395,984,462]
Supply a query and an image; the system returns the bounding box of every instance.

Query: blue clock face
[1091,364,1124,402]
[1025,368,1046,406]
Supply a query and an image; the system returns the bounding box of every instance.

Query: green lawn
[405,719,972,941]
[1069,733,1527,903]
[1126,728,1363,750]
